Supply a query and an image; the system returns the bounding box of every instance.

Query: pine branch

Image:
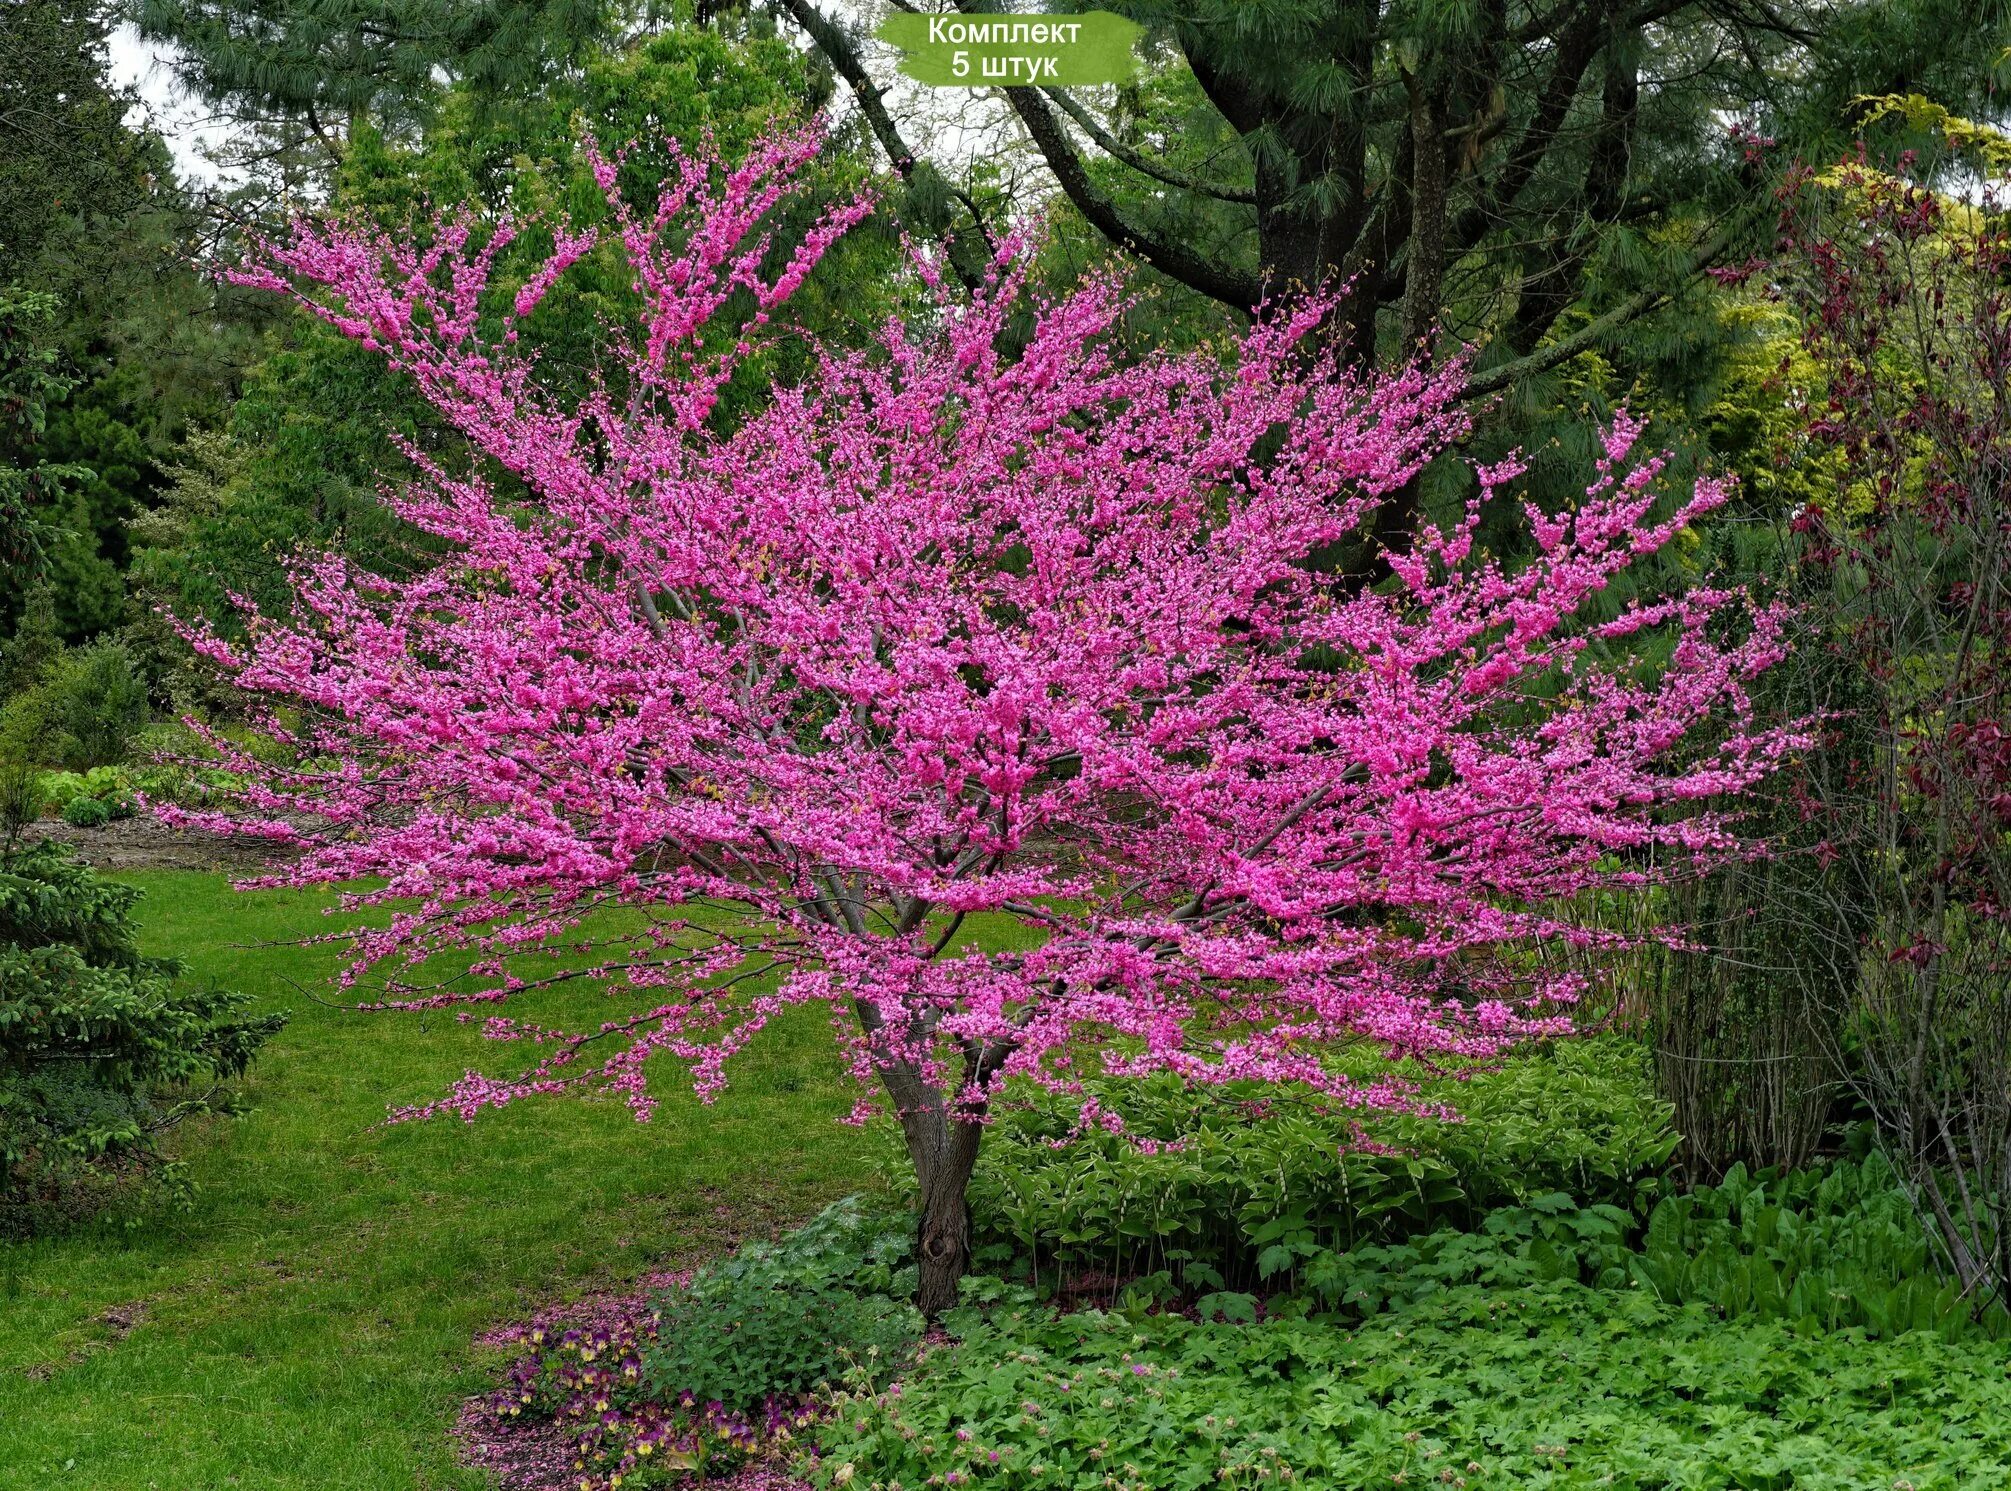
[1461,209,1751,397]
[1039,86,1257,204]
[770,0,992,293]
[993,79,1263,311]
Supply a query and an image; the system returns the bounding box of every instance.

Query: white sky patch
[107,23,235,187]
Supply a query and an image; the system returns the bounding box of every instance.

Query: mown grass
[0,870,882,1489]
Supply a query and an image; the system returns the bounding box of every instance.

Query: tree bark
[867,1026,992,1318]
[913,1127,981,1318]
[900,1096,984,1318]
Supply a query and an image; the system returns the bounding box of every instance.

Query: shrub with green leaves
[1242,1155,2006,1341]
[0,640,149,775]
[1627,1152,2002,1340]
[907,1037,1675,1294]
[41,765,137,826]
[0,838,282,1232]
[640,1196,922,1413]
[814,1283,2011,1491]
[46,639,147,767]
[36,764,129,810]
[123,721,253,807]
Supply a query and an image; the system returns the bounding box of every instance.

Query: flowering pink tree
[182,127,1794,1312]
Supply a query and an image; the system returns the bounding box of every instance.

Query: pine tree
[0,839,282,1234]
[131,0,616,170]
[784,0,2009,402]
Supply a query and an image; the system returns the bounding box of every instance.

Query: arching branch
[1462,210,1750,397]
[1039,86,1257,204]
[771,0,992,293]
[994,80,1263,311]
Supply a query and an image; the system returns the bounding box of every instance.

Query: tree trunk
[914,1132,978,1318]
[896,1090,985,1318]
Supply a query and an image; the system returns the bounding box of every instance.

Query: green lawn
[0,870,881,1489]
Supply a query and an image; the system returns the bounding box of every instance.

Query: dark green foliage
[128,327,442,636]
[44,641,148,769]
[1260,1153,2002,1341]
[908,1038,1675,1294]
[0,639,150,774]
[0,840,281,1232]
[813,1281,2011,1491]
[0,290,85,586]
[1627,1154,1999,1342]
[0,761,43,843]
[131,0,613,143]
[0,3,265,668]
[0,582,63,701]
[805,0,2009,422]
[639,1196,922,1413]
[0,1,148,269]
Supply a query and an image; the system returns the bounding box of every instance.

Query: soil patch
[24,815,297,874]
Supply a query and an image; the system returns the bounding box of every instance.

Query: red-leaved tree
[1769,135,2011,1305]
[176,127,1795,1312]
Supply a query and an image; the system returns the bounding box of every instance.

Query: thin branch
[1039,86,1256,204]
[1462,209,1750,397]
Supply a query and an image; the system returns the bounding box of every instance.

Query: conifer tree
[784,0,2007,396]
[131,0,615,168]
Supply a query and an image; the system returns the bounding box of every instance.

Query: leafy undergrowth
[898,1037,1680,1300]
[463,1198,920,1489]
[486,1150,2011,1491]
[815,1285,2011,1491]
[466,1035,2011,1491]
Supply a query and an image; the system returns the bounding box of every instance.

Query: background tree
[127,0,614,176]
[779,0,2008,531]
[0,0,154,273]
[1,0,263,670]
[131,20,899,679]
[181,128,1794,1312]
[1759,117,2011,1308]
[0,292,83,597]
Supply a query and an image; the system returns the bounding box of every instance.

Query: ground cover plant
[812,1283,2011,1491]
[472,1112,2011,1490]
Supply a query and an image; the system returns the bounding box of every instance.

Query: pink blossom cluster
[176,124,1796,1133]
